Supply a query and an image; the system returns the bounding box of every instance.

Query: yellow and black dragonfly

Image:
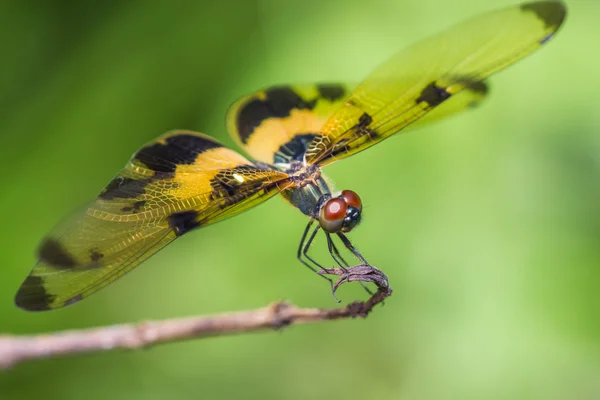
[15,2,566,310]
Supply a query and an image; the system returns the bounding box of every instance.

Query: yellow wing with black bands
[227,84,350,164]
[227,82,489,165]
[304,2,566,166]
[15,130,289,311]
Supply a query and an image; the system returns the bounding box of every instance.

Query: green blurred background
[1,0,598,398]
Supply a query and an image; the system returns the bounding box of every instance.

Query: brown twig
[0,265,391,370]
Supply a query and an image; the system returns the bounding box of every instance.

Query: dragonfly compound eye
[341,190,362,211]
[319,198,348,233]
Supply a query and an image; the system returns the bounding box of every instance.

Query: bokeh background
[1,0,598,399]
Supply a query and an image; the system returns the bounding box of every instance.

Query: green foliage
[1,1,599,399]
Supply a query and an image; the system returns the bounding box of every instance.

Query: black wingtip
[14,275,54,312]
[521,1,567,31]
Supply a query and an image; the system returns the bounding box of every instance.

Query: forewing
[15,130,289,311]
[226,84,349,164]
[406,80,489,130]
[305,2,566,166]
[228,81,490,165]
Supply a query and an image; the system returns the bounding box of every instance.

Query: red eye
[324,198,347,221]
[341,190,362,210]
[319,198,347,233]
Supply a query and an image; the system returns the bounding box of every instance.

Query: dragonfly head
[318,190,362,233]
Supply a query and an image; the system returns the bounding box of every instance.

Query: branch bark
[0,265,391,370]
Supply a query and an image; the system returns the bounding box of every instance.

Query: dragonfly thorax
[282,162,328,216]
[282,162,363,233]
[287,161,320,183]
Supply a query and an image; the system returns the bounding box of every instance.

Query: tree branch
[0,265,391,370]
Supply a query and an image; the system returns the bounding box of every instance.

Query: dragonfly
[15,1,566,310]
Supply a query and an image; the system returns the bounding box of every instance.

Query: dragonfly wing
[304,2,565,166]
[15,130,289,311]
[228,81,490,165]
[227,84,350,164]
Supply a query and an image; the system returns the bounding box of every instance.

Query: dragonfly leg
[297,220,340,302]
[327,233,373,295]
[336,232,370,265]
